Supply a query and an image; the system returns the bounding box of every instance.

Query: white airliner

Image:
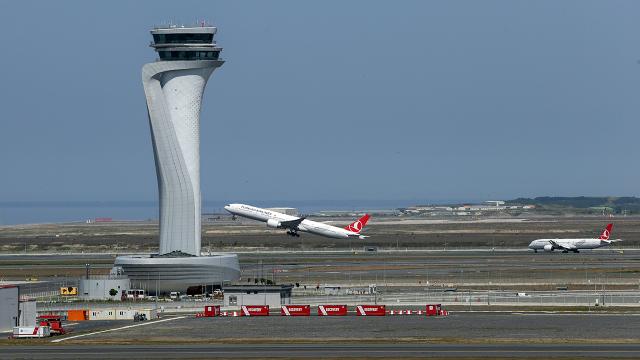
[528,223,621,253]
[224,203,370,239]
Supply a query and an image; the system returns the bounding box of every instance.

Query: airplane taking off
[528,223,621,253]
[224,203,370,240]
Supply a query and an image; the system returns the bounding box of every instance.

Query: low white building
[79,275,131,300]
[89,309,116,320]
[89,308,157,321]
[323,285,342,296]
[223,285,293,308]
[18,300,36,327]
[0,285,19,332]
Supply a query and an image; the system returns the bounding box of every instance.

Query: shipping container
[241,305,269,316]
[67,309,88,321]
[204,305,220,317]
[355,305,386,316]
[317,305,348,316]
[425,304,442,316]
[281,305,310,316]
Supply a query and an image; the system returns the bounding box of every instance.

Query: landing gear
[534,249,538,253]
[286,230,300,238]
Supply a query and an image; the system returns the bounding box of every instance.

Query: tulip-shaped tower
[115,25,240,294]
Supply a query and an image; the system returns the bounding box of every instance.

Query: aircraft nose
[224,204,232,212]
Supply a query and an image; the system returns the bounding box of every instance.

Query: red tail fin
[345,214,370,233]
[599,223,613,240]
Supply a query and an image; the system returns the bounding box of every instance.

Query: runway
[2,344,640,359]
[32,313,640,344]
[5,249,640,304]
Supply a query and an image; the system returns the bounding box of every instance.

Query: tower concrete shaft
[142,26,223,255]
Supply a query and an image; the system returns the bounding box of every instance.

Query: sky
[0,0,638,204]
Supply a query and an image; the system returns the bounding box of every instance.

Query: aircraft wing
[280,217,306,230]
[549,240,575,250]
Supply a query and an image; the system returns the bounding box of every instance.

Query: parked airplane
[528,223,621,253]
[224,203,370,239]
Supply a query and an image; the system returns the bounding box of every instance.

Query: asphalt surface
[4,215,640,258]
[75,313,640,342]
[4,249,640,289]
[240,249,640,288]
[2,344,640,359]
[6,312,639,349]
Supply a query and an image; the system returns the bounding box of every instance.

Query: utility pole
[155,272,159,313]
[602,274,606,307]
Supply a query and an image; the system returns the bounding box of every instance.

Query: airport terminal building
[115,25,240,294]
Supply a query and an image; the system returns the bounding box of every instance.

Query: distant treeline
[506,196,640,213]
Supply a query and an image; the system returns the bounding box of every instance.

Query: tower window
[153,33,213,45]
[159,51,220,61]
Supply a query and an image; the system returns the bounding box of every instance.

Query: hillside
[506,196,640,214]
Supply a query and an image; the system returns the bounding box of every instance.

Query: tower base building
[114,254,240,295]
[115,24,240,294]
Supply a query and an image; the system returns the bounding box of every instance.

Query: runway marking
[511,312,640,316]
[51,316,187,343]
[455,310,640,315]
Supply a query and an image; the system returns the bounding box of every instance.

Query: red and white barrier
[215,304,445,318]
[388,309,414,315]
[241,305,269,316]
[317,305,348,316]
[281,305,311,316]
[220,311,242,317]
[356,305,386,316]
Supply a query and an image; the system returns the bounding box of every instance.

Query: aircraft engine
[543,244,554,252]
[267,219,281,229]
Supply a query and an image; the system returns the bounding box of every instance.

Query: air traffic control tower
[115,25,240,294]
